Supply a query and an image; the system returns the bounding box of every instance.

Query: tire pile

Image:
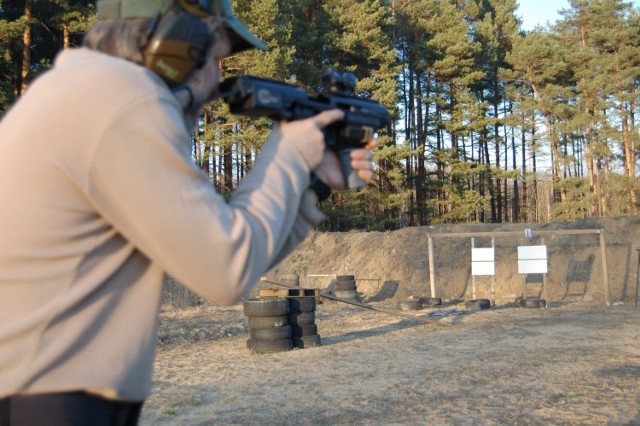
[465,298,492,310]
[288,296,321,348]
[243,296,321,354]
[244,298,292,354]
[397,299,422,311]
[397,297,442,311]
[333,275,359,302]
[279,273,321,347]
[520,298,546,308]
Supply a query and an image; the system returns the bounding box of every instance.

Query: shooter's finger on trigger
[312,109,345,129]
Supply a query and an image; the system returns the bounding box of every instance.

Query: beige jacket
[0,48,323,401]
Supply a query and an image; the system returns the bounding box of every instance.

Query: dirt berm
[265,216,640,305]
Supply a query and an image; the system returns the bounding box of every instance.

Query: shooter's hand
[268,109,345,170]
[313,139,377,190]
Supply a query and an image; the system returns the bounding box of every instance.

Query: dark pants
[0,392,143,426]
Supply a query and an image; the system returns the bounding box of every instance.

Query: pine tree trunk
[408,68,421,225]
[201,109,211,177]
[548,130,564,203]
[620,98,636,214]
[63,23,70,49]
[531,127,538,222]
[630,101,638,214]
[520,117,527,222]
[511,118,519,222]
[20,0,32,95]
[224,144,233,193]
[493,102,502,222]
[416,83,426,227]
[584,131,597,217]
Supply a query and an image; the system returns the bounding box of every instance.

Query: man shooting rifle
[0,0,379,424]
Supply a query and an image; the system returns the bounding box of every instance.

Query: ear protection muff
[142,6,213,86]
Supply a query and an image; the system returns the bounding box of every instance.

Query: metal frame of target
[427,228,611,306]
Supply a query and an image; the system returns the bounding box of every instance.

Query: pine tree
[0,0,93,114]
[469,0,520,223]
[557,0,640,216]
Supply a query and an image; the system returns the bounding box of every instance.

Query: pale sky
[517,0,640,31]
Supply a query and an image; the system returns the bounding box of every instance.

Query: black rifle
[217,71,391,189]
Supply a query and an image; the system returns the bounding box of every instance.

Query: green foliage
[319,191,378,231]
[0,0,94,114]
[3,0,640,227]
[552,177,592,221]
[603,173,638,217]
[551,174,640,221]
[433,185,489,224]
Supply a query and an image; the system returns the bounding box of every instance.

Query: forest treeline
[2,0,640,231]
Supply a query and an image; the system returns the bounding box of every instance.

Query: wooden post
[471,237,477,300]
[428,236,436,297]
[541,237,549,307]
[599,230,610,306]
[491,237,496,306]
[636,249,640,308]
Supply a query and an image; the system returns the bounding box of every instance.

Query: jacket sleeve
[266,189,324,269]
[88,92,324,305]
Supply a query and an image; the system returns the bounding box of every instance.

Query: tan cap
[96,0,268,53]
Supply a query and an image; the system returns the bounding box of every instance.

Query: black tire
[249,325,292,340]
[288,310,316,325]
[293,334,322,348]
[465,299,491,310]
[335,281,357,291]
[336,275,355,281]
[246,338,293,353]
[334,290,359,300]
[243,298,289,316]
[398,300,422,311]
[247,315,288,329]
[288,297,316,312]
[420,297,442,307]
[520,298,546,308]
[290,323,318,337]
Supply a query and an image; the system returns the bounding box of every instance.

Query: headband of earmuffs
[96,0,268,86]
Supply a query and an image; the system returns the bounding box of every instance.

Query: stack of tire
[287,296,321,348]
[333,275,359,302]
[420,296,442,308]
[398,299,422,311]
[465,298,491,311]
[243,298,293,354]
[520,298,546,308]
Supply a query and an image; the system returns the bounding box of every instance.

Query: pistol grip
[336,149,365,189]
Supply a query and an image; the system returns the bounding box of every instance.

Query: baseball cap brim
[223,13,267,53]
[209,0,267,53]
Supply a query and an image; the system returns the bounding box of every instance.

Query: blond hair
[83,19,152,65]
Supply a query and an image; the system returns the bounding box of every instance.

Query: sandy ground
[140,299,640,425]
